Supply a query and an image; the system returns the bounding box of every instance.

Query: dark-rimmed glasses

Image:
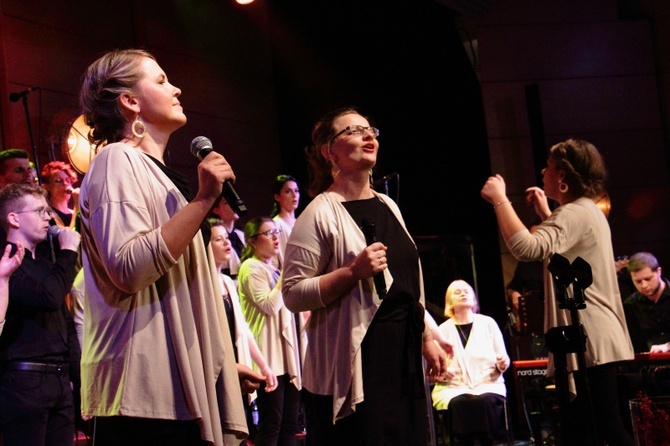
[252,228,282,239]
[329,125,380,145]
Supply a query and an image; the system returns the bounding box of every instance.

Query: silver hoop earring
[131,115,146,139]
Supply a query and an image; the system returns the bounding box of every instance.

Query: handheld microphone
[9,86,39,102]
[190,136,248,216]
[48,225,62,238]
[361,219,387,299]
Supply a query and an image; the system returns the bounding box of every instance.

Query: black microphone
[361,219,387,299]
[190,136,248,216]
[9,86,39,102]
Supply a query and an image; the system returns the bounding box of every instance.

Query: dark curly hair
[270,174,298,218]
[550,139,606,199]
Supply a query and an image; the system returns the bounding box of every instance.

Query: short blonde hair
[444,279,479,318]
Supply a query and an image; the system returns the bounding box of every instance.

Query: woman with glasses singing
[281,107,447,445]
[238,217,302,446]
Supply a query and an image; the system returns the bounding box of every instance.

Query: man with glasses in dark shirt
[0,183,81,446]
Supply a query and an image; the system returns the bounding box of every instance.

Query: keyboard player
[623,252,670,354]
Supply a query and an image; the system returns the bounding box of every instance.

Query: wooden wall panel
[1,0,281,215]
[538,76,661,134]
[479,21,654,82]
[482,0,618,25]
[479,0,670,274]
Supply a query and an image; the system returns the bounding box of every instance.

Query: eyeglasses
[252,228,282,239]
[329,125,380,145]
[14,206,53,219]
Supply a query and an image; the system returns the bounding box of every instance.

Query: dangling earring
[559,182,569,193]
[368,169,374,187]
[131,114,146,139]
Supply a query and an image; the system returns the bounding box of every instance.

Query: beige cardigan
[237,258,302,390]
[283,191,431,423]
[507,197,633,393]
[79,143,247,445]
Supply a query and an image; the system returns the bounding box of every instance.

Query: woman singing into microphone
[40,161,79,229]
[282,106,448,445]
[78,49,250,445]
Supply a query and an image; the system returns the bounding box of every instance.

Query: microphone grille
[190,136,212,159]
[48,225,61,237]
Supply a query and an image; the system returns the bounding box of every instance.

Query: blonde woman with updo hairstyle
[77,49,250,445]
[481,139,634,445]
[431,280,508,446]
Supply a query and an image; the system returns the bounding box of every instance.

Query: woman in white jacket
[432,280,509,446]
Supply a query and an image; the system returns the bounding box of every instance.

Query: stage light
[63,114,103,174]
[236,0,254,4]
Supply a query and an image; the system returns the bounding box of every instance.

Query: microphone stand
[545,254,599,445]
[373,172,399,203]
[19,94,41,177]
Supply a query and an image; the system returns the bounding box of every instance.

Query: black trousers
[0,369,75,446]
[92,416,207,446]
[565,363,634,446]
[254,373,300,446]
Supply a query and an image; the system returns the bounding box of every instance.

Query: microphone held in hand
[361,219,387,299]
[190,136,248,216]
[48,225,62,238]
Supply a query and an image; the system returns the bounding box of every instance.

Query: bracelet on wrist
[494,200,511,209]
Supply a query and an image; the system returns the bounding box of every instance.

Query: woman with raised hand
[481,139,634,446]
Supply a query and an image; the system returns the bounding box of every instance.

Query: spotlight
[236,0,254,4]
